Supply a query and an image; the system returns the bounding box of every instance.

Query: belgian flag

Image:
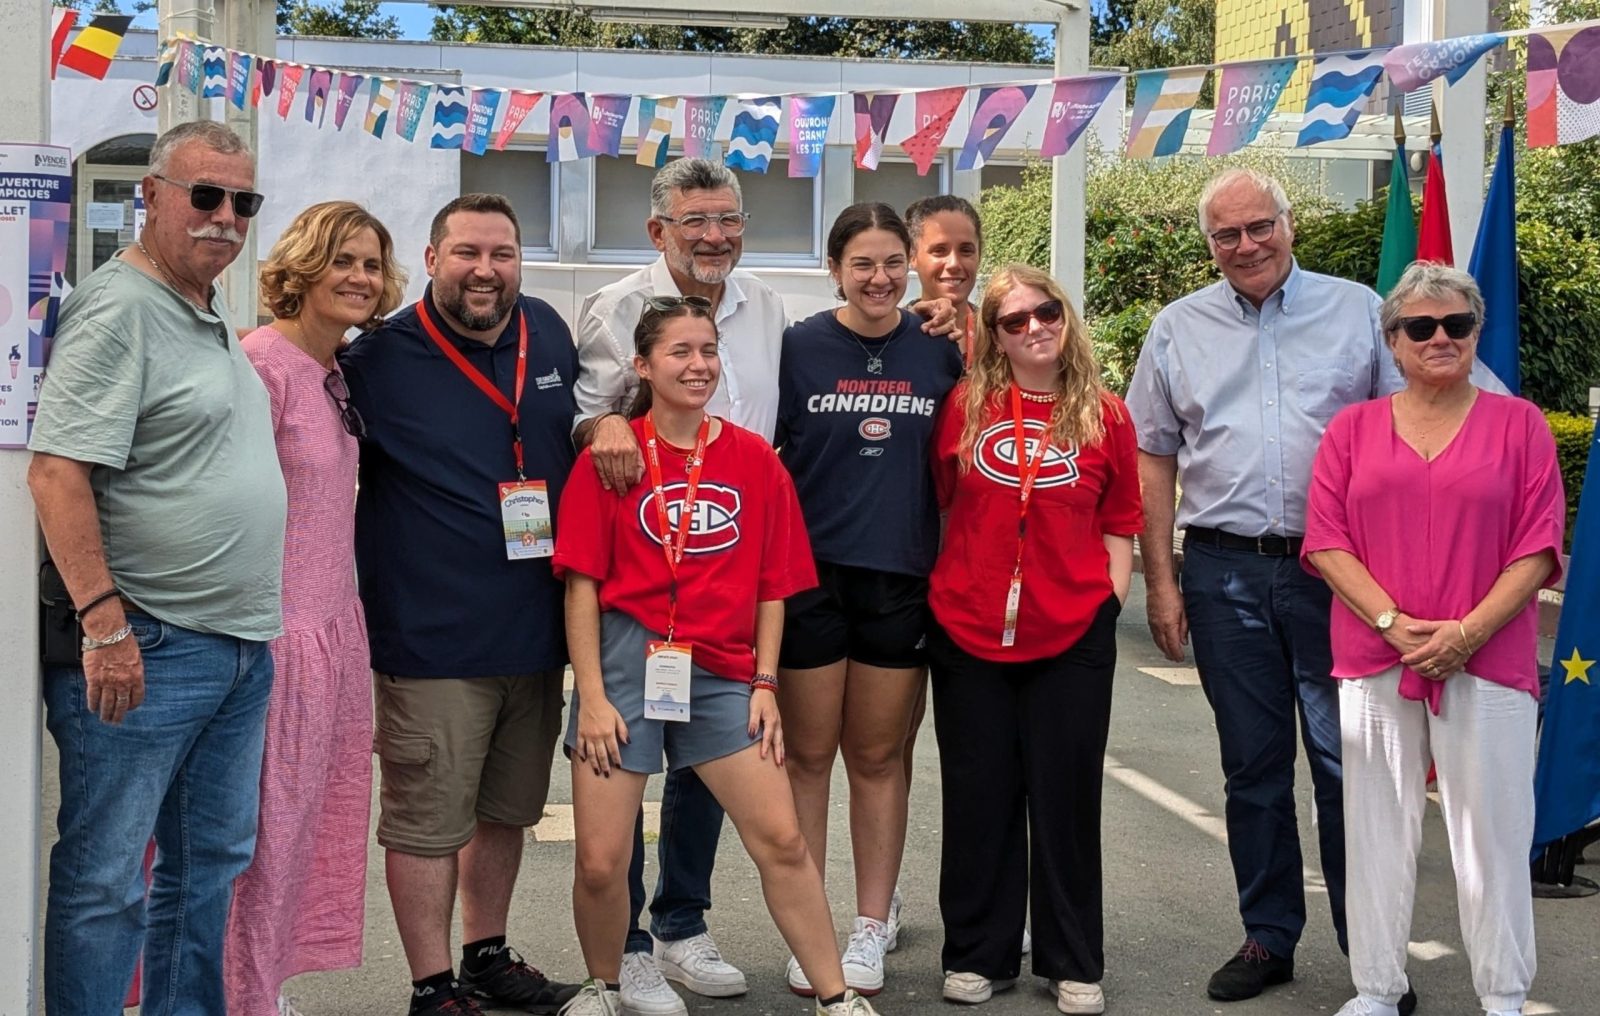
[58,14,133,81]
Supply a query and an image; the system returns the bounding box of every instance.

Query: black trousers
[929,595,1120,983]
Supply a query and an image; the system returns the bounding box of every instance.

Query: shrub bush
[1516,221,1600,415]
[1546,410,1594,551]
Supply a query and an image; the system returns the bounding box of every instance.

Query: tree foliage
[279,0,401,39]
[1092,0,1215,76]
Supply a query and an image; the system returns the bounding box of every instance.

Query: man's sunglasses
[152,174,265,219]
[1395,313,1478,342]
[994,299,1065,337]
[324,370,366,439]
[640,294,714,320]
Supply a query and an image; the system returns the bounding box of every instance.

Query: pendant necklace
[841,318,897,375]
[137,241,205,311]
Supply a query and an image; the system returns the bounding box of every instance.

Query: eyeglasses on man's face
[1208,214,1282,251]
[656,212,750,240]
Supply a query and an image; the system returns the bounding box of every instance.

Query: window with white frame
[460,150,555,256]
[853,158,946,217]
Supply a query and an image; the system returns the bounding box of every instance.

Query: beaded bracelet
[751,673,779,693]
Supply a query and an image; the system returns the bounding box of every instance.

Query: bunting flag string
[726,96,782,173]
[902,86,965,176]
[681,96,727,159]
[276,64,306,122]
[494,90,542,152]
[788,95,835,178]
[957,85,1037,170]
[1384,33,1504,93]
[549,92,600,162]
[1528,25,1600,148]
[1127,68,1207,159]
[1039,75,1122,159]
[589,94,632,157]
[636,96,677,168]
[464,88,502,154]
[852,92,899,170]
[333,72,364,131]
[429,85,469,150]
[395,81,432,143]
[364,76,397,139]
[176,40,202,93]
[1298,50,1387,147]
[227,52,253,111]
[304,68,334,127]
[1207,58,1296,156]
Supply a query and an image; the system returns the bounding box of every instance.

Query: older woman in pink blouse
[1302,262,1564,1016]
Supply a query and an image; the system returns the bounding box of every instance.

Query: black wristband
[75,587,120,621]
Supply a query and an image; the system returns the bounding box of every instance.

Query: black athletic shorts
[779,561,929,670]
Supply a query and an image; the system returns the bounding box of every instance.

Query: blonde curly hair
[260,201,406,330]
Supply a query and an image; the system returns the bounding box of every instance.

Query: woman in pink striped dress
[226,201,407,1016]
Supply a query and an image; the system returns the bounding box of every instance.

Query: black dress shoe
[1398,979,1418,1016]
[1206,939,1295,1002]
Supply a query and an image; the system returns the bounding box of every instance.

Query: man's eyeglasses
[151,174,265,219]
[1395,313,1478,342]
[656,213,750,240]
[1208,215,1281,250]
[323,371,366,438]
[845,258,909,282]
[994,299,1065,337]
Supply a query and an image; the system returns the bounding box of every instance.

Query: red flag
[49,9,78,79]
[1417,142,1454,264]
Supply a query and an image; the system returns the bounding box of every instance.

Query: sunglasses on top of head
[152,174,265,219]
[994,299,1065,337]
[1394,313,1478,342]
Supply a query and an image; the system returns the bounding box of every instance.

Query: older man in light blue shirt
[1126,168,1503,1011]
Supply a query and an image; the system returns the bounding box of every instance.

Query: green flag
[1376,142,1417,295]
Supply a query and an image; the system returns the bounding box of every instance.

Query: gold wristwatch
[1374,608,1400,633]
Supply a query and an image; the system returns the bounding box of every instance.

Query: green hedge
[1547,410,1594,551]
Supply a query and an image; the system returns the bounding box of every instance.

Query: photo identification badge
[499,480,553,560]
[644,641,693,722]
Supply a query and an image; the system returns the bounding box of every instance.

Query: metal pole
[1050,10,1090,304]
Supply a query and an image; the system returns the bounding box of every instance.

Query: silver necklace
[841,320,897,375]
[137,241,204,310]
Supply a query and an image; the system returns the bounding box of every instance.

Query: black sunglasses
[152,174,265,219]
[1395,313,1478,342]
[994,299,1065,337]
[324,371,366,438]
[643,295,713,314]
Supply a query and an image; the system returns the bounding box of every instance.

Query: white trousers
[1340,667,1538,1013]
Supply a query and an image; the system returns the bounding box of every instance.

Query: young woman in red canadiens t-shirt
[926,264,1142,1014]
[553,298,885,1016]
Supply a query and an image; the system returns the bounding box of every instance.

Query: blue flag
[1533,423,1600,856]
[1468,124,1519,394]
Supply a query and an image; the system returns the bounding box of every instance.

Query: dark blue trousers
[625,765,725,953]
[1181,540,1347,957]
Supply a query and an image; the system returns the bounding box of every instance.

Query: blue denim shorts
[564,611,760,775]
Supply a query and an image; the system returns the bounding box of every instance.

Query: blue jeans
[625,765,725,953]
[1181,542,1347,957]
[44,613,274,1016]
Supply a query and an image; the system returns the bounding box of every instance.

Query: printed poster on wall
[0,143,73,449]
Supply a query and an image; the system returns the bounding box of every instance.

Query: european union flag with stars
[1533,422,1600,854]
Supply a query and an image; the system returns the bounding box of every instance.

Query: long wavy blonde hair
[957,263,1115,471]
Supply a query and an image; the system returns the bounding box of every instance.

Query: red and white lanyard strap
[1002,383,1051,647]
[418,298,531,480]
[642,412,712,643]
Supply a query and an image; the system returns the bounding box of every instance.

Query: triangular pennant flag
[277,65,306,121]
[789,95,836,178]
[177,39,203,94]
[152,38,178,88]
[58,14,131,80]
[1385,34,1504,93]
[1527,26,1600,148]
[395,81,433,143]
[853,92,899,170]
[227,52,253,110]
[303,68,334,127]
[682,96,728,159]
[49,9,78,80]
[957,85,1036,170]
[253,57,277,107]
[636,96,678,168]
[549,92,600,162]
[333,72,364,130]
[1208,58,1296,156]
[1298,50,1387,147]
[589,94,632,157]
[200,46,227,99]
[1039,75,1121,159]
[493,90,542,151]
[464,88,502,155]
[901,86,966,176]
[364,76,397,138]
[725,96,781,173]
[1126,68,1207,159]
[430,85,469,149]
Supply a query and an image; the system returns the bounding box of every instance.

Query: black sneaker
[409,979,485,1016]
[1399,979,1418,1016]
[459,945,582,1015]
[1206,939,1295,1001]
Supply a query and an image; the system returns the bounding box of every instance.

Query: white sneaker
[942,971,1018,1004]
[816,989,882,1015]
[885,887,903,953]
[1021,927,1032,954]
[654,932,748,997]
[619,952,687,1016]
[1054,979,1105,1015]
[1333,997,1400,1016]
[558,980,620,1016]
[841,916,888,995]
[787,954,815,997]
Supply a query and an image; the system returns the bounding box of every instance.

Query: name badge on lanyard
[641,412,711,722]
[1002,385,1050,648]
[417,298,543,561]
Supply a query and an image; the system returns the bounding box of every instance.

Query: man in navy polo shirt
[342,193,582,1016]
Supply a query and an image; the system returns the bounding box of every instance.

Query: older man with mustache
[29,120,286,1014]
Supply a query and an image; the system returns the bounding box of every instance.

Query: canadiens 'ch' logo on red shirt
[635,482,744,553]
[974,419,1080,488]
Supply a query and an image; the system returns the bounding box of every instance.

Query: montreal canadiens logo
[974,420,1080,488]
[859,417,892,441]
[637,482,743,554]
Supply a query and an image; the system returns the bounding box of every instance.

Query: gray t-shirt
[29,258,286,641]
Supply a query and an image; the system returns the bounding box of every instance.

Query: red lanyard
[642,412,711,642]
[418,297,530,479]
[1009,383,1051,578]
